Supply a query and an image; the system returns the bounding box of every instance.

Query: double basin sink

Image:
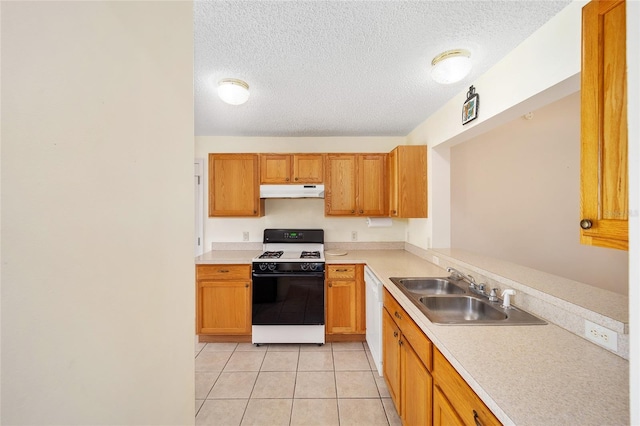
[389,277,546,325]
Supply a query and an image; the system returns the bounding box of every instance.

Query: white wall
[407,0,585,250]
[196,136,407,246]
[1,2,195,424]
[450,92,628,295]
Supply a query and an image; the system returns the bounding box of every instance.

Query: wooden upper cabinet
[580,0,628,250]
[260,154,291,183]
[325,154,358,215]
[292,154,324,183]
[325,153,388,216]
[358,154,388,216]
[260,154,324,184]
[209,154,264,217]
[389,145,428,218]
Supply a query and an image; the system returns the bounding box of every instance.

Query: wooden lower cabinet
[383,289,432,424]
[401,324,433,425]
[382,308,402,405]
[196,264,252,339]
[432,349,501,426]
[326,264,365,340]
[383,288,502,426]
[433,385,464,426]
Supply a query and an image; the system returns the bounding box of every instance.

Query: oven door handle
[252,272,325,278]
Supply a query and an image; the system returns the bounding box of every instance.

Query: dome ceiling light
[431,49,472,85]
[217,78,250,105]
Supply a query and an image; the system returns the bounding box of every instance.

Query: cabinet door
[325,154,358,215]
[326,264,364,334]
[209,154,263,217]
[391,145,427,218]
[401,339,433,426]
[326,279,357,333]
[292,154,324,183]
[197,280,251,335]
[389,148,399,217]
[357,154,388,216]
[433,385,464,426]
[382,308,401,410]
[260,154,291,183]
[580,0,628,250]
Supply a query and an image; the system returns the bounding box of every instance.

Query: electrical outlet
[242,231,249,242]
[584,320,617,351]
[432,256,440,266]
[351,231,358,242]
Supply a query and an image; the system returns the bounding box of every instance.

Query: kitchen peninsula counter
[195,248,629,425]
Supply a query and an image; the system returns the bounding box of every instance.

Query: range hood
[260,184,325,199]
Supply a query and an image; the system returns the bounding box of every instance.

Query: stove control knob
[267,263,276,271]
[309,263,318,271]
[259,263,267,271]
[301,263,310,271]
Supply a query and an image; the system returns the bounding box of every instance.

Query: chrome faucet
[447,267,478,290]
[446,267,465,280]
[488,288,499,302]
[447,267,490,297]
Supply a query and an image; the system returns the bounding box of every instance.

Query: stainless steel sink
[391,276,546,326]
[419,296,507,322]
[390,277,465,295]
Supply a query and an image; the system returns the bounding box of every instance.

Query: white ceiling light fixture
[217,78,250,105]
[431,49,472,85]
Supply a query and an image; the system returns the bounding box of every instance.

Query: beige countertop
[195,248,629,425]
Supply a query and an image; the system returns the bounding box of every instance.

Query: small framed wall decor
[462,85,479,125]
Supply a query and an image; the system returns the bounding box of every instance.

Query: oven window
[252,276,324,325]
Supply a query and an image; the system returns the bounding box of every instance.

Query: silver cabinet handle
[580,219,593,229]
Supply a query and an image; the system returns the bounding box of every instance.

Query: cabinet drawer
[383,287,407,328]
[383,288,431,370]
[196,264,251,281]
[433,349,501,426]
[327,264,356,279]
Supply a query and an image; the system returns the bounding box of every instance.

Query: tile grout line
[196,342,399,425]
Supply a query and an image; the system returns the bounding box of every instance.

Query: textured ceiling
[194,0,572,137]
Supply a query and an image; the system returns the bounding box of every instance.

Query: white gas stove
[251,229,325,345]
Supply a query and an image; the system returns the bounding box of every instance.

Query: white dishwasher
[364,265,383,376]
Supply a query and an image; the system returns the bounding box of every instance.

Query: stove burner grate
[300,251,321,259]
[258,250,284,259]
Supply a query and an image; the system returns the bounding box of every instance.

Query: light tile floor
[195,341,401,426]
